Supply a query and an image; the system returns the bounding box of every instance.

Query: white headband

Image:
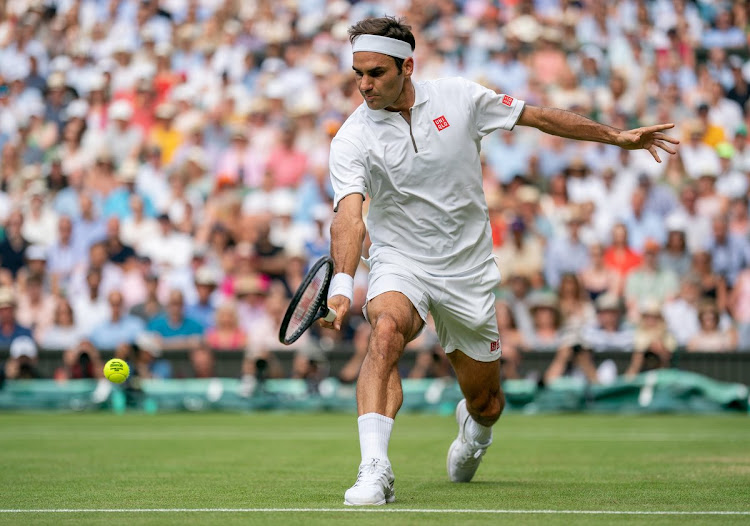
[352,34,413,59]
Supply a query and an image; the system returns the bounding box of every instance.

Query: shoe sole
[344,493,395,506]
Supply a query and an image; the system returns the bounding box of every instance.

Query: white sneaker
[447,399,491,482]
[344,458,395,506]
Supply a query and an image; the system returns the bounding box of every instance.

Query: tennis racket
[278,256,337,345]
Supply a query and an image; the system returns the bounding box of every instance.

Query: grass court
[1,412,749,525]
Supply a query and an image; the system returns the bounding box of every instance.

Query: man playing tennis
[322,16,678,506]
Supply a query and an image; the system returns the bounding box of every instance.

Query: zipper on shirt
[402,110,418,153]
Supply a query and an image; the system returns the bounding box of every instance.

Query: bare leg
[447,350,504,426]
[357,291,423,418]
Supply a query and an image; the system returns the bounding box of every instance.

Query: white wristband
[328,273,354,303]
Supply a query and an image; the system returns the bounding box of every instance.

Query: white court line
[0,509,749,515]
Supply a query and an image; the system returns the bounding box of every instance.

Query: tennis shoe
[344,458,395,506]
[447,399,491,482]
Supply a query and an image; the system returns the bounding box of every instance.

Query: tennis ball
[103,359,130,384]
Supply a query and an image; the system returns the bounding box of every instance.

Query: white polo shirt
[330,77,525,274]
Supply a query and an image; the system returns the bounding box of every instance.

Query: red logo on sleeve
[433,115,450,131]
[502,95,514,107]
[490,339,500,353]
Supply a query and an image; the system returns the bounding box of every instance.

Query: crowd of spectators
[1,0,750,387]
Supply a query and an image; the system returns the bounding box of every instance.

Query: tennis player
[322,16,679,506]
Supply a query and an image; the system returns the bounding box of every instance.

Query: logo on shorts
[502,95,514,107]
[433,115,450,131]
[490,339,500,353]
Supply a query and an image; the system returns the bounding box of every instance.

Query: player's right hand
[320,295,350,331]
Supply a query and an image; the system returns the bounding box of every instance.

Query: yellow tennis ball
[103,359,130,384]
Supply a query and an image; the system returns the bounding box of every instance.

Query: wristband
[328,273,354,303]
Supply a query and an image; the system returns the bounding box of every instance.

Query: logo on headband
[433,116,450,131]
[502,95,514,107]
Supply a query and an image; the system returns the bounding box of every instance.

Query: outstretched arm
[517,105,679,163]
[320,193,366,331]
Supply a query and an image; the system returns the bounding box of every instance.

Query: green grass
[1,412,749,525]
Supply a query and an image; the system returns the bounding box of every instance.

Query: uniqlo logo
[490,340,500,353]
[502,95,514,106]
[433,115,450,131]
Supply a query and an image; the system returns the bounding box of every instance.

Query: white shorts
[364,251,502,362]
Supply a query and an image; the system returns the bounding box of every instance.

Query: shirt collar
[365,80,429,122]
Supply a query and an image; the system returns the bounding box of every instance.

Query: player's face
[352,52,412,111]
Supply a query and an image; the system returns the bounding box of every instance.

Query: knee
[369,314,406,362]
[466,388,505,424]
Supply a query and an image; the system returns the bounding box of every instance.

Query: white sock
[358,413,394,464]
[466,416,493,445]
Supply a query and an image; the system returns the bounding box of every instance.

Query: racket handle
[323,308,337,323]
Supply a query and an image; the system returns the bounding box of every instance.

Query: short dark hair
[348,16,415,73]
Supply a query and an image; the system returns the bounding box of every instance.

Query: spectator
[120,195,160,253]
[557,273,596,335]
[619,187,666,253]
[702,10,746,49]
[663,276,704,348]
[47,215,83,293]
[102,160,156,220]
[545,293,634,386]
[185,266,218,330]
[236,274,270,329]
[580,294,635,354]
[679,120,720,180]
[0,287,33,347]
[0,210,29,278]
[68,241,123,301]
[58,340,103,380]
[687,302,737,352]
[3,335,40,380]
[36,299,84,351]
[495,217,544,285]
[624,241,679,320]
[146,289,203,350]
[89,290,145,350]
[265,125,307,188]
[603,223,642,282]
[72,192,106,252]
[543,209,589,289]
[103,216,137,266]
[705,215,749,287]
[243,282,306,381]
[71,268,110,336]
[140,214,193,271]
[665,184,712,253]
[579,242,619,301]
[22,187,57,246]
[689,250,729,314]
[522,292,563,353]
[625,299,677,377]
[15,274,55,336]
[190,344,216,378]
[205,302,246,351]
[130,272,164,322]
[658,223,692,277]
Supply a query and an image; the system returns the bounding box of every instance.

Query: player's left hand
[615,123,680,163]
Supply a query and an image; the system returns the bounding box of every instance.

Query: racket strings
[285,265,329,340]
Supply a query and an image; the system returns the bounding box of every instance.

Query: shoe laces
[457,440,488,463]
[354,458,385,487]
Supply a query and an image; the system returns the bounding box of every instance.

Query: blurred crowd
[0,0,749,387]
